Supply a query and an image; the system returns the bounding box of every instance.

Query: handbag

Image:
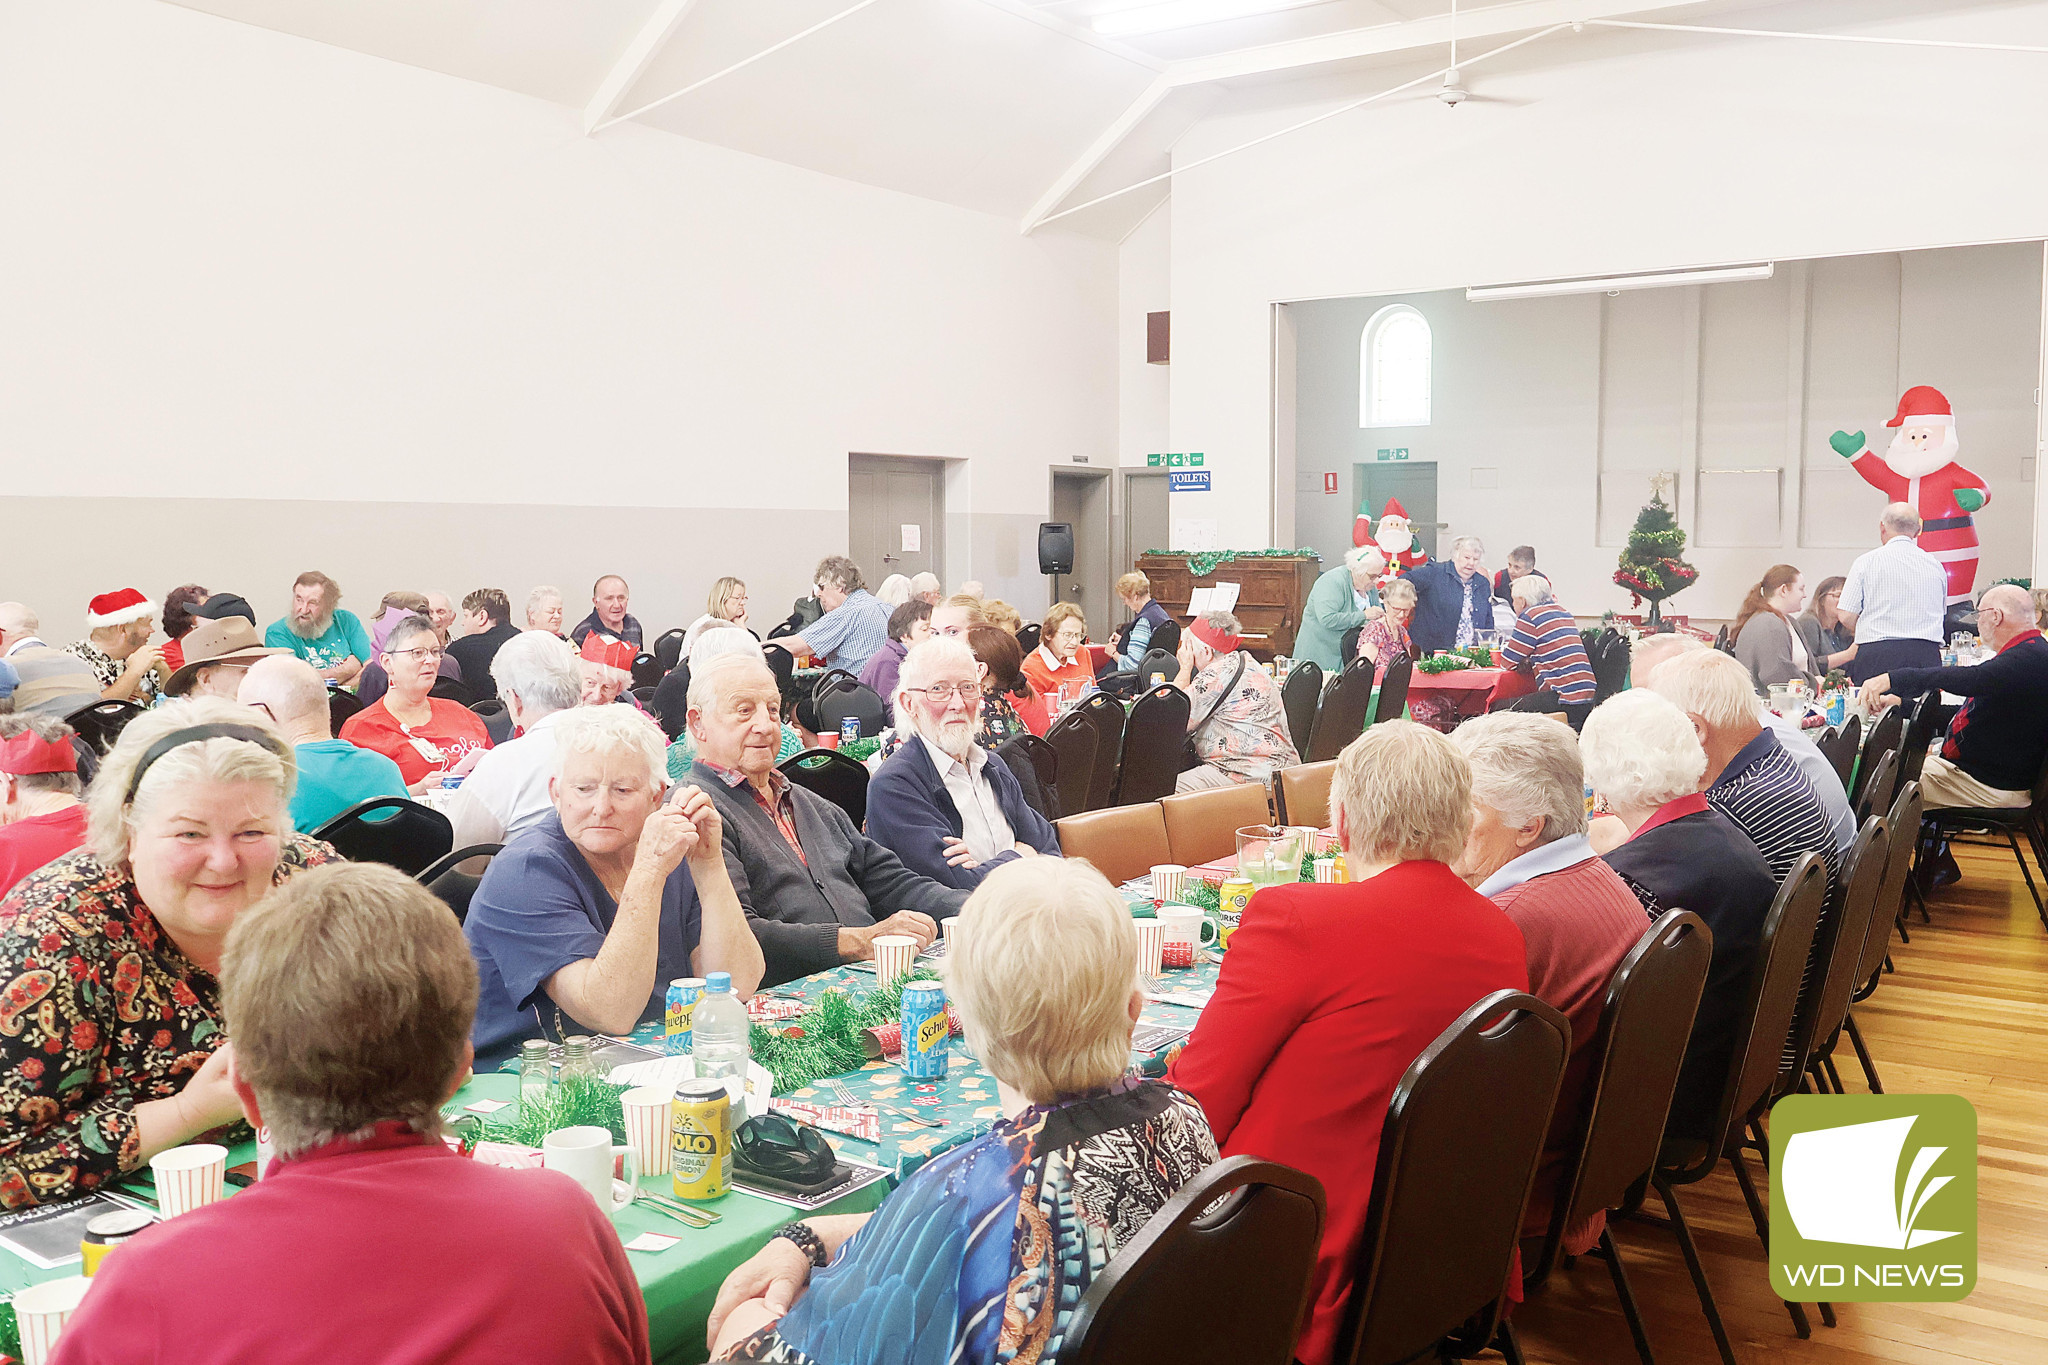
[1179,653,1248,772]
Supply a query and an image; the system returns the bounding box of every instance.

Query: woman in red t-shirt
[338,618,489,793]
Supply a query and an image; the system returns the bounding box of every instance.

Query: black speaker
[1038,522,1074,575]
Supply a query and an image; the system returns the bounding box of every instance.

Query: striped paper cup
[150,1143,228,1220]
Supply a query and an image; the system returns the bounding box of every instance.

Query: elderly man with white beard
[864,636,1060,891]
[1837,502,1950,685]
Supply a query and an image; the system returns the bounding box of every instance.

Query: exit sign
[1148,452,1206,468]
[1376,447,1410,462]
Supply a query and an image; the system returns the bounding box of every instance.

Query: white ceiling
[162,0,2028,239]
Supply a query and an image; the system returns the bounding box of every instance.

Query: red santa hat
[579,634,636,674]
[86,588,154,630]
[1380,497,1411,521]
[1886,385,1954,428]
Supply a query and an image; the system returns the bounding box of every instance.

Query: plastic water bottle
[692,972,751,1080]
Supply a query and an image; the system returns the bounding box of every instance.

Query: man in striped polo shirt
[1497,576,1597,729]
[1648,648,1840,893]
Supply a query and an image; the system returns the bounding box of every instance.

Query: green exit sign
[1149,452,1207,468]
[1146,453,1163,466]
[1376,447,1410,462]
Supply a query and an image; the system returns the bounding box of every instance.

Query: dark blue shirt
[465,811,702,1066]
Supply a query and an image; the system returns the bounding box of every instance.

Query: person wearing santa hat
[64,588,163,705]
[0,715,88,898]
[1832,385,1990,611]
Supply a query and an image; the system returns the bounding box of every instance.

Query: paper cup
[873,934,918,986]
[1133,920,1165,980]
[543,1125,616,1209]
[621,1087,673,1178]
[942,917,968,956]
[1313,856,1339,883]
[1150,863,1189,902]
[14,1275,91,1365]
[150,1143,227,1219]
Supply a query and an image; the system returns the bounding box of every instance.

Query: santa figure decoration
[1831,386,1990,606]
[1368,499,1428,583]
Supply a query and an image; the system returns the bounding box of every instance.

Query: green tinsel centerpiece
[0,1300,17,1360]
[749,968,946,1095]
[1142,548,1321,578]
[479,1076,631,1145]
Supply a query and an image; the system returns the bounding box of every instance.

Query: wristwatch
[774,1221,829,1269]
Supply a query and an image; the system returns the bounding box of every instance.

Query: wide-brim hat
[164,617,290,696]
[8,649,105,720]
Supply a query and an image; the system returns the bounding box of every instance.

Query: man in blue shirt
[238,657,407,832]
[785,556,891,674]
[264,571,373,686]
[1839,503,1948,684]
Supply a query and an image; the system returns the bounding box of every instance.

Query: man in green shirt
[264,570,373,685]
[1295,545,1386,672]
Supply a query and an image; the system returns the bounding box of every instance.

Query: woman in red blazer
[1170,721,1529,1365]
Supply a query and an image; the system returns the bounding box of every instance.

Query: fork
[828,1077,946,1129]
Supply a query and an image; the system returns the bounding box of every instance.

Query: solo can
[671,1078,732,1202]
[900,980,949,1080]
[665,978,706,1057]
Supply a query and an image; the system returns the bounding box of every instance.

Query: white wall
[0,0,1116,633]
[1119,203,1173,469]
[1288,245,2043,618]
[1162,2,2048,614]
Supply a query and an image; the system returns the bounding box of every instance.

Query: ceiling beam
[583,0,703,135]
[1019,76,1174,234]
[967,0,1168,72]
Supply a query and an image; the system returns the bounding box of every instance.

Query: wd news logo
[1769,1095,1976,1302]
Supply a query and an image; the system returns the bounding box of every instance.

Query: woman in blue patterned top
[708,857,1218,1365]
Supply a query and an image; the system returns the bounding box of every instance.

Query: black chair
[1134,647,1177,686]
[1589,629,1631,705]
[810,672,887,741]
[1650,853,1828,1361]
[779,748,870,828]
[63,700,147,756]
[1149,619,1181,659]
[1016,622,1042,656]
[415,843,503,924]
[1850,705,1904,809]
[428,675,475,707]
[1080,692,1126,813]
[1894,689,1944,802]
[1712,623,1730,653]
[1305,658,1373,763]
[313,797,455,876]
[1046,709,1100,818]
[468,698,514,745]
[652,627,690,675]
[1824,712,1862,790]
[1527,911,1713,1365]
[1338,990,1570,1365]
[1370,655,1413,726]
[328,687,365,734]
[630,651,662,692]
[994,733,1059,822]
[1800,817,1891,1096]
[1854,748,1898,826]
[1917,748,2048,932]
[1280,660,1323,757]
[1060,1156,1325,1365]
[1112,684,1192,807]
[1841,782,1922,1091]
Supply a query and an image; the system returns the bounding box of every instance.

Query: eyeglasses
[915,682,980,703]
[387,647,443,663]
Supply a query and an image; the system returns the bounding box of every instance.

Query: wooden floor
[1515,840,2048,1365]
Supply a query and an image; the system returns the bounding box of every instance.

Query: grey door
[1353,461,1441,560]
[1124,471,1170,569]
[849,455,943,590]
[1050,469,1112,633]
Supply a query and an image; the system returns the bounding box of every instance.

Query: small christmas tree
[1613,477,1698,630]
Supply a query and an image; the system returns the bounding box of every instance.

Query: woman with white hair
[663,628,802,779]
[708,857,1217,1362]
[0,698,337,1207]
[1582,689,1776,1141]
[1173,611,1298,793]
[1403,534,1492,656]
[1170,721,1528,1365]
[873,574,913,608]
[1447,712,1648,1247]
[907,571,943,607]
[525,585,566,637]
[1296,544,1387,671]
[338,616,492,794]
[464,704,762,1066]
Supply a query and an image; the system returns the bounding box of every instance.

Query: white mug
[543,1125,618,1209]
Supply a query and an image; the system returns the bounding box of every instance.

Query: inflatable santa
[1366,498,1428,584]
[1831,386,1989,606]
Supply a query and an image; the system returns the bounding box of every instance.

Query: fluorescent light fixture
[1092,0,1329,38]
[1466,263,1775,302]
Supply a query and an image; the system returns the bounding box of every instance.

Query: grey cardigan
[693,761,966,987]
[1733,611,1818,695]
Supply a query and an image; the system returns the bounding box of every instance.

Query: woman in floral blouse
[1355,577,1418,682]
[0,697,335,1207]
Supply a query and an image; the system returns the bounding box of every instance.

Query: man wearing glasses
[865,638,1059,890]
[239,656,408,832]
[782,556,892,675]
[337,617,493,795]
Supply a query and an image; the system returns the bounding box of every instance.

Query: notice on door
[900,524,921,553]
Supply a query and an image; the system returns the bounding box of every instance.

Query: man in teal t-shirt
[264,571,374,684]
[240,654,408,831]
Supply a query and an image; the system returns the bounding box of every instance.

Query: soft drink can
[671,1078,731,1201]
[840,716,861,745]
[1219,878,1255,917]
[665,978,706,1057]
[900,980,949,1080]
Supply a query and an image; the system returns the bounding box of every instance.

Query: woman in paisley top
[0,697,335,1208]
[708,857,1218,1365]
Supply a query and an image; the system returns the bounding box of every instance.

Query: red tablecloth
[1405,666,1536,731]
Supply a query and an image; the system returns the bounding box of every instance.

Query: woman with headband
[0,698,338,1208]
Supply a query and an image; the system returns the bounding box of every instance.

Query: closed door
[1050,469,1112,634]
[1353,461,1441,560]
[849,455,942,589]
[1124,471,1170,570]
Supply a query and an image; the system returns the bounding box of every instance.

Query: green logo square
[1146,452,1162,467]
[1189,452,1204,467]
[1769,1094,1976,1302]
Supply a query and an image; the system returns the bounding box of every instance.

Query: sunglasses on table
[734,1113,837,1184]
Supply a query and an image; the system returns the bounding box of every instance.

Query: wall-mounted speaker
[1038,523,1074,575]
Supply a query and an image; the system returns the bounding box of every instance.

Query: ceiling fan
[1400,0,1531,108]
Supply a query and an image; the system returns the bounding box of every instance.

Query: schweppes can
[665,977,705,1057]
[900,980,949,1080]
[671,1078,731,1201]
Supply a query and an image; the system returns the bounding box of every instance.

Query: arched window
[1360,304,1431,427]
